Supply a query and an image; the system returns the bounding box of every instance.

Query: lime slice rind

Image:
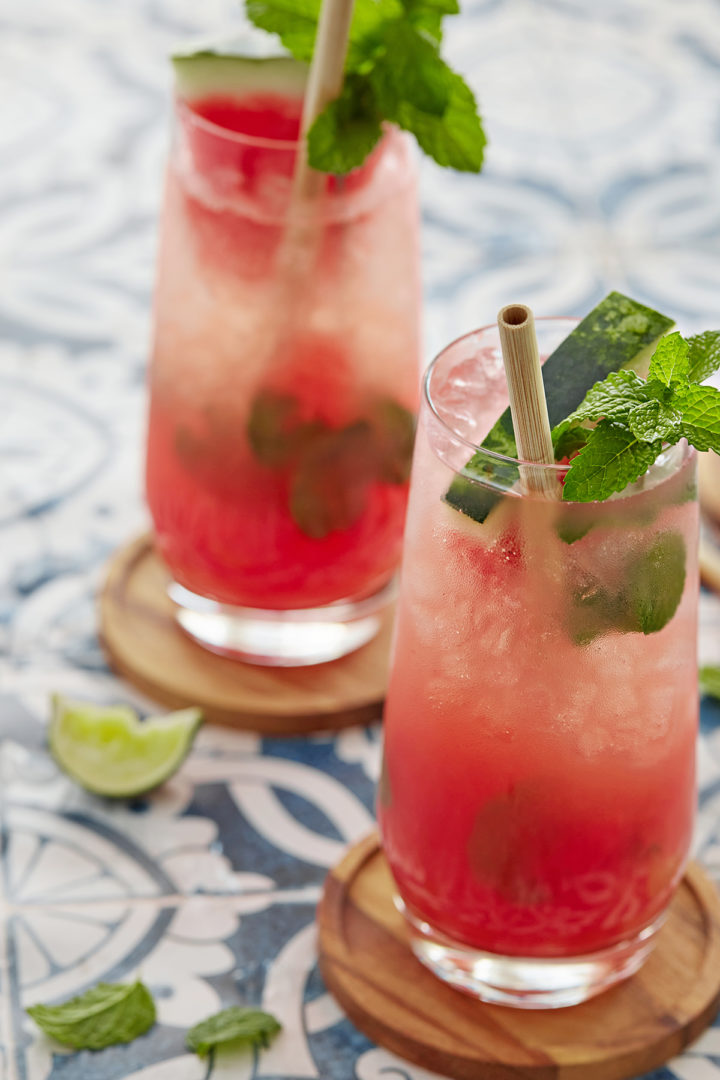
[49,696,203,798]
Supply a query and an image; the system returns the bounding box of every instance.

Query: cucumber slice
[172,39,308,103]
[445,293,675,523]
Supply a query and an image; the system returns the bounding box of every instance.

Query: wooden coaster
[318,834,720,1080]
[98,535,392,734]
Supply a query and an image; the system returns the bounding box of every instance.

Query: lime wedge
[49,696,203,797]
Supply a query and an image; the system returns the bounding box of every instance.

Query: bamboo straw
[497,304,560,498]
[293,0,355,201]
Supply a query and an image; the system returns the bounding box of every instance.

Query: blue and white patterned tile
[4,0,720,1076]
[1,698,379,902]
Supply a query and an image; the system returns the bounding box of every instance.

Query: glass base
[399,898,664,1009]
[168,579,395,667]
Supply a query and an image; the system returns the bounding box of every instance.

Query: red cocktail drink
[146,82,420,663]
[378,319,698,1006]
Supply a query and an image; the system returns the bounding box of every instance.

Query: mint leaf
[369,398,416,483]
[561,421,662,503]
[566,532,685,643]
[186,1007,281,1056]
[246,0,485,173]
[553,422,589,460]
[247,390,302,466]
[625,532,686,634]
[627,399,682,443]
[402,0,458,41]
[290,421,376,538]
[677,383,720,453]
[687,331,720,384]
[307,76,383,173]
[27,981,155,1050]
[402,0,459,14]
[246,0,320,61]
[647,332,690,388]
[566,575,631,644]
[370,23,451,117]
[394,70,485,171]
[558,369,650,428]
[700,665,720,700]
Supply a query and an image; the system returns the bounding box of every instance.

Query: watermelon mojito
[378,308,700,1007]
[145,53,421,663]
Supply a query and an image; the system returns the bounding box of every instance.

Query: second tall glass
[378,319,698,1008]
[146,88,421,665]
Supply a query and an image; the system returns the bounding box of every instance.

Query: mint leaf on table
[246,0,486,173]
[688,331,720,384]
[560,421,662,503]
[186,1007,281,1056]
[677,383,720,453]
[27,981,155,1050]
[700,665,720,700]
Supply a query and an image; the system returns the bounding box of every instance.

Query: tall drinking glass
[378,319,698,1008]
[146,90,420,665]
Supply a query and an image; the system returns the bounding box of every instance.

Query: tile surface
[3,0,720,1077]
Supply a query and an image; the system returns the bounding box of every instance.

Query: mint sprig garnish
[186,1006,281,1056]
[246,0,486,173]
[27,981,156,1050]
[555,330,720,502]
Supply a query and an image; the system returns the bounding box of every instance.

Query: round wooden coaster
[318,834,720,1080]
[98,535,392,734]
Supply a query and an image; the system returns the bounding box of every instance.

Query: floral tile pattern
[3,0,720,1078]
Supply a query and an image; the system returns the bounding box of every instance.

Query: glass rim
[423,316,580,473]
[176,96,302,150]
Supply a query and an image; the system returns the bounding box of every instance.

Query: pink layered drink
[378,318,698,1006]
[146,89,420,616]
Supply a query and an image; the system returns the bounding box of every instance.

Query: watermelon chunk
[172,44,384,192]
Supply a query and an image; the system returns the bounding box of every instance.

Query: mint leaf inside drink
[626,532,686,634]
[27,981,156,1050]
[246,0,486,173]
[186,1006,281,1056]
[566,531,687,644]
[246,392,415,539]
